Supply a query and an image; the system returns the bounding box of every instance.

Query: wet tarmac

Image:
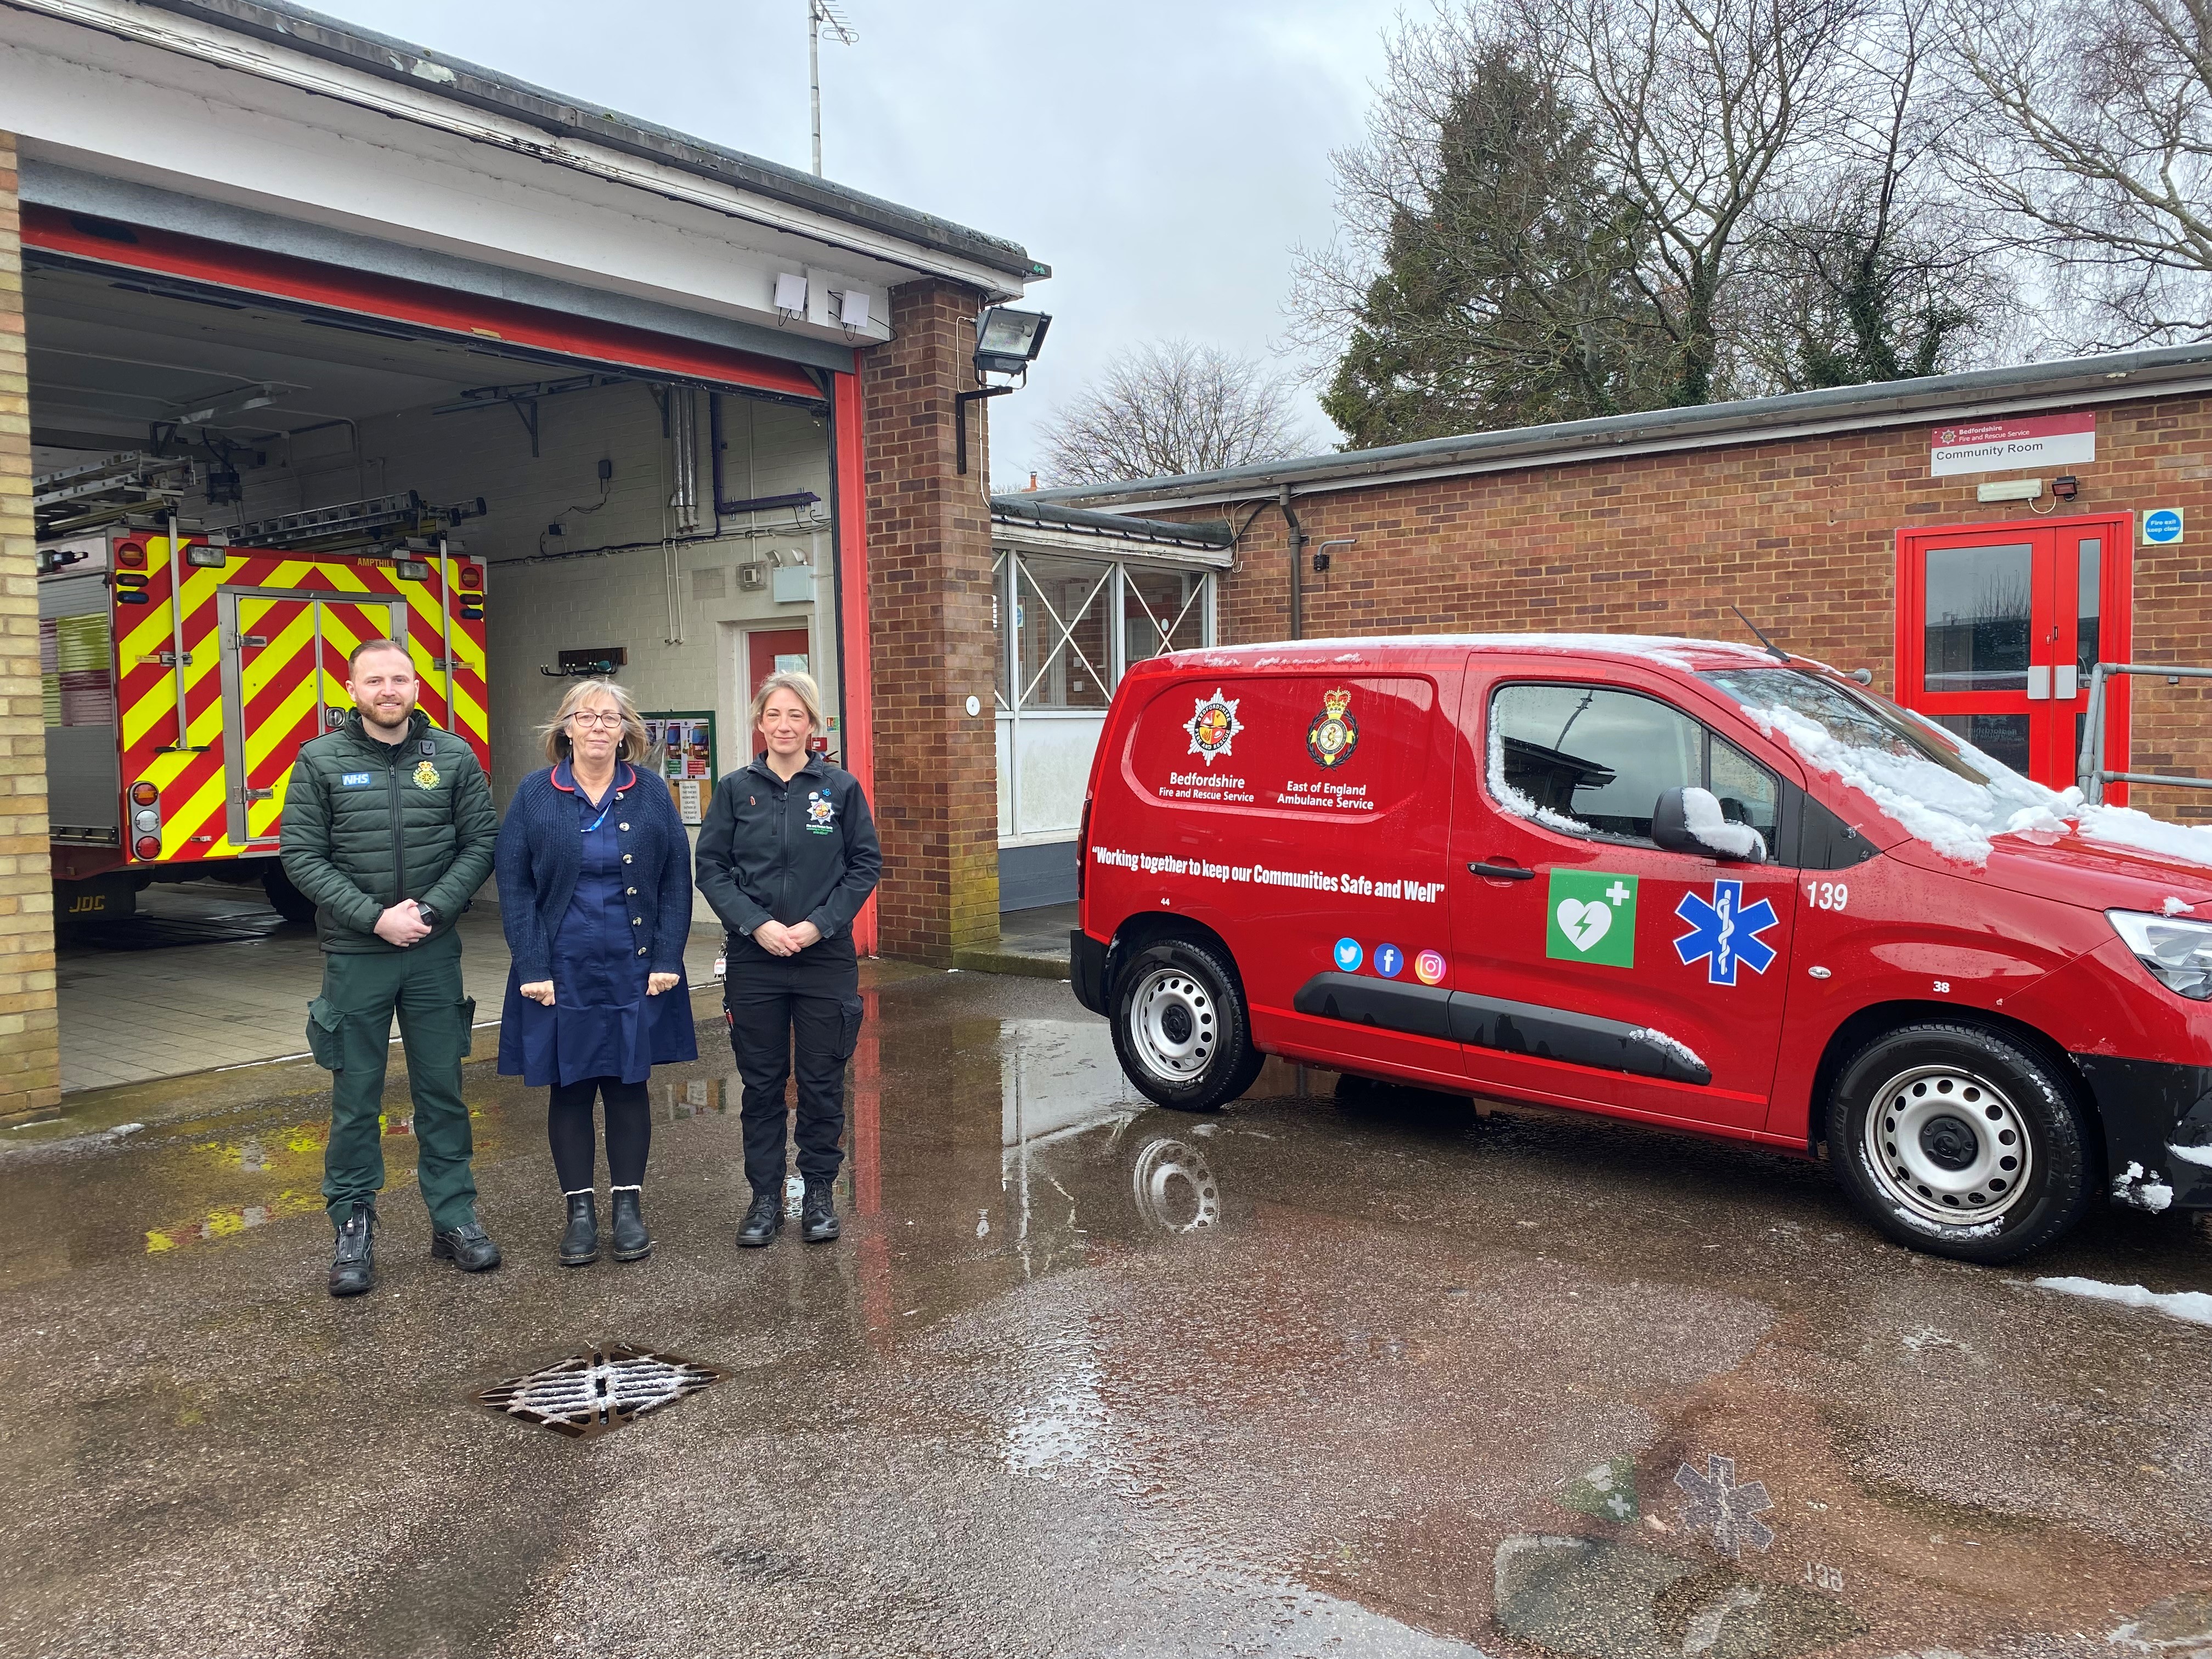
[2,966,2209,1658]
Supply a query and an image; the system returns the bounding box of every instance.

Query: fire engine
[37,456,489,925]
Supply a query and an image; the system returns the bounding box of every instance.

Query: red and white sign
[1929,411,2095,477]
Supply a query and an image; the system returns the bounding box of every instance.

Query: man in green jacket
[281,637,500,1297]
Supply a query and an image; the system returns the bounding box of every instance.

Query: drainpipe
[1279,484,1305,641]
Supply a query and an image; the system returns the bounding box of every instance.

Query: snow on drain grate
[478,1341,724,1439]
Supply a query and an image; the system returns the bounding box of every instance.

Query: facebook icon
[1374,944,1404,978]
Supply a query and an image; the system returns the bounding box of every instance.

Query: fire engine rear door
[218,589,407,847]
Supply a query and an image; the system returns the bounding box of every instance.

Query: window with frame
[1490,682,1780,845]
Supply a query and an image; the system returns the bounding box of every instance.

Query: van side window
[1489,683,1779,845]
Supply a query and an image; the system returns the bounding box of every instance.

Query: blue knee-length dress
[503,762,697,1087]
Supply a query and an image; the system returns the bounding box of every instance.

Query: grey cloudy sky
[347,0,1391,486]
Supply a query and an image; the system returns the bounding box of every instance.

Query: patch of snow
[2034,1276,2212,1328]
[2168,1142,2212,1167]
[104,1122,143,1139]
[1889,1206,2005,1239]
[1678,786,1768,861]
[2166,896,2197,916]
[1743,703,2051,865]
[2074,803,2212,870]
[1628,1026,1708,1074]
[1289,631,1776,669]
[2113,1160,2176,1212]
[1488,720,1587,836]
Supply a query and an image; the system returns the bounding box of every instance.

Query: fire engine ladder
[2076,663,2212,803]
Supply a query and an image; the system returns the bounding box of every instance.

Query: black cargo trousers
[724,933,865,1197]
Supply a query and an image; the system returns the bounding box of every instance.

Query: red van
[1070,634,2212,1263]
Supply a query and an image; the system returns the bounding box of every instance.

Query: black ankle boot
[559,1192,599,1267]
[801,1178,840,1243]
[610,1188,652,1261]
[328,1201,376,1297]
[736,1190,783,1248]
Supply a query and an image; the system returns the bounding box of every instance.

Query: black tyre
[1109,938,1263,1111]
[261,862,317,926]
[1827,1022,2094,1264]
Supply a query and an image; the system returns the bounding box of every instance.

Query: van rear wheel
[1111,938,1262,1112]
[1827,1022,2092,1264]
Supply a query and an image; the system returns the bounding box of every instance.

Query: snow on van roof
[1197,633,1778,670]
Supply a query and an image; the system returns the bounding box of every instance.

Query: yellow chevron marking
[162,766,233,858]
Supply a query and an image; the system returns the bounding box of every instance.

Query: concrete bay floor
[3,968,2210,1657]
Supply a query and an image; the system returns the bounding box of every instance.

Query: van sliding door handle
[1467,859,1537,881]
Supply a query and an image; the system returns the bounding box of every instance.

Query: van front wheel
[1827,1022,2093,1264]
[1111,939,1262,1112]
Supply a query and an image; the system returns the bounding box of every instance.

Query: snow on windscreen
[1703,669,2212,870]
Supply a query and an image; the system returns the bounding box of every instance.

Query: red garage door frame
[25,205,880,953]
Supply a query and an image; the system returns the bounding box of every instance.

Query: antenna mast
[809,0,858,177]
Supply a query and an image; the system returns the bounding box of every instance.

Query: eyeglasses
[568,710,625,729]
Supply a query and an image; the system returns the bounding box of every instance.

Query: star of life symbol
[1674,1453,1775,1559]
[1673,878,1780,986]
[1184,689,1243,765]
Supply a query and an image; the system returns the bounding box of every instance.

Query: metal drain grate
[478,1341,724,1438]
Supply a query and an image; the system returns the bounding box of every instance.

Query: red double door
[1895,515,2131,794]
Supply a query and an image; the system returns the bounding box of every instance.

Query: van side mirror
[1651,787,1768,863]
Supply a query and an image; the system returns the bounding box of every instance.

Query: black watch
[416,904,442,928]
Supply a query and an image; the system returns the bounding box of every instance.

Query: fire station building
[0,0,1045,1119]
[1027,347,2212,881]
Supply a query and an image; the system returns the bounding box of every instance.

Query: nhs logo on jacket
[341,772,373,787]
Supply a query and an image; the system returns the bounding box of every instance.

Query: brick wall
[860,280,1000,962]
[0,133,62,1123]
[1155,399,2212,819]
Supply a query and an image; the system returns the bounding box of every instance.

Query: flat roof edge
[126,0,1048,284]
[1034,345,2212,509]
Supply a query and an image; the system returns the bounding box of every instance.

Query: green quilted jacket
[279,709,498,953]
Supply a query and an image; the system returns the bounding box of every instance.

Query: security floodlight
[974,308,1051,378]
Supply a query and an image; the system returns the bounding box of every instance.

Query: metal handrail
[2076,663,2212,803]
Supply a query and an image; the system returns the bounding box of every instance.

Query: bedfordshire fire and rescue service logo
[1184,689,1243,766]
[805,791,837,834]
[413,759,441,790]
[1306,687,1359,769]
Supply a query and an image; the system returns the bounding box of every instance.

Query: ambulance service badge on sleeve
[1306,687,1359,769]
[1184,690,1243,765]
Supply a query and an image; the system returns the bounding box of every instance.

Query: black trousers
[548,1076,651,1192]
[724,940,862,1195]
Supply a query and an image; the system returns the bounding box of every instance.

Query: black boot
[801,1178,841,1244]
[559,1192,599,1267]
[610,1188,652,1261]
[430,1216,503,1272]
[328,1200,376,1298]
[735,1190,783,1248]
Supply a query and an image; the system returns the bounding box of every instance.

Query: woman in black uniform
[696,670,881,1247]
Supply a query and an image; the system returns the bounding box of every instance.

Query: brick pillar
[860,280,1000,963]
[0,133,61,1122]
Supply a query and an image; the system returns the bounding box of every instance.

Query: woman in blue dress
[496,680,697,1265]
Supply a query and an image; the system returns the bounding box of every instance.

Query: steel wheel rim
[1127,967,1218,1084]
[1862,1063,2033,1226]
[1131,1139,1220,1233]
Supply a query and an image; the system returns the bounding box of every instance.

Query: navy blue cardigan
[495,761,694,984]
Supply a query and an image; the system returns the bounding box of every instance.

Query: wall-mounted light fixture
[957,307,1053,476]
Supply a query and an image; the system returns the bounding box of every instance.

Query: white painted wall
[219,379,834,923]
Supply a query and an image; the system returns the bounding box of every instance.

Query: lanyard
[580,793,616,835]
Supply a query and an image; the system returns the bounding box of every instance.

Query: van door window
[1489,682,1779,847]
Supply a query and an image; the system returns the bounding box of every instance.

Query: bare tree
[1946,0,2212,345]
[1039,342,1313,484]
[1737,0,2014,387]
[1512,0,1870,403]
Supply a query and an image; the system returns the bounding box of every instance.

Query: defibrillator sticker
[1547,870,1639,968]
[341,772,372,787]
[412,760,441,790]
[805,791,837,834]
